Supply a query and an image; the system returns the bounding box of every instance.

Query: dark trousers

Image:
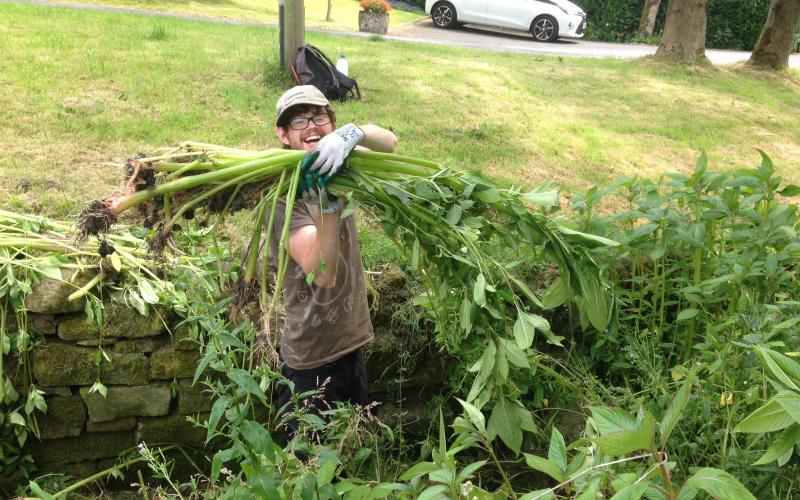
[277,348,369,436]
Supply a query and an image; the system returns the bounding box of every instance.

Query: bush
[578,0,772,51]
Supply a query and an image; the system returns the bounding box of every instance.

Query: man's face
[275,105,336,151]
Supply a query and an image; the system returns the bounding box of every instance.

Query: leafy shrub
[579,0,772,50]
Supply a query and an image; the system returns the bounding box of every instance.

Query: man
[268,85,396,428]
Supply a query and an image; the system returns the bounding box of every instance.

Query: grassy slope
[48,0,426,31]
[1,3,799,219]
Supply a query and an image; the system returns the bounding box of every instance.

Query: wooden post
[279,0,304,67]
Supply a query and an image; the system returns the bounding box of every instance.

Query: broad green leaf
[228,368,267,405]
[458,398,487,435]
[206,395,231,443]
[660,375,693,447]
[521,183,559,207]
[489,399,522,454]
[139,280,159,304]
[676,485,699,500]
[513,402,538,433]
[458,460,487,481]
[417,484,450,500]
[779,184,800,197]
[318,460,338,485]
[474,274,487,307]
[577,271,609,331]
[548,427,567,472]
[399,461,439,481]
[467,342,496,403]
[110,253,122,272]
[753,423,800,465]
[542,278,571,310]
[774,391,800,424]
[520,490,555,500]
[27,481,55,500]
[513,313,535,349]
[676,308,699,322]
[592,430,652,456]
[590,407,639,434]
[685,468,755,500]
[240,421,274,461]
[756,345,800,392]
[735,397,794,433]
[523,453,565,483]
[446,204,463,225]
[609,482,648,500]
[460,298,473,336]
[38,266,62,281]
[557,225,620,247]
[502,338,530,369]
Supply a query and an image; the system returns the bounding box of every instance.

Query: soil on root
[76,200,116,242]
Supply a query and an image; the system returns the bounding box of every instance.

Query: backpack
[291,44,361,102]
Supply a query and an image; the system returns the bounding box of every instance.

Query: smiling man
[269,85,396,432]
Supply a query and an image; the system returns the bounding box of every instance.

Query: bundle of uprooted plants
[79,141,617,397]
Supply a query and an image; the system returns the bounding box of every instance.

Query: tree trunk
[280,0,304,67]
[655,0,708,61]
[748,0,800,70]
[638,0,662,36]
[326,0,332,21]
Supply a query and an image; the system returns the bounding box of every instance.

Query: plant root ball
[77,200,117,242]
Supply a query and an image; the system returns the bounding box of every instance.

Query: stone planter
[358,11,389,34]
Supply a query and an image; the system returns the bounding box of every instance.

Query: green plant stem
[52,453,154,498]
[67,271,104,302]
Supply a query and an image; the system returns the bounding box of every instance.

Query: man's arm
[358,124,397,153]
[287,210,341,289]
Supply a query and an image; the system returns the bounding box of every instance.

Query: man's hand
[308,123,365,177]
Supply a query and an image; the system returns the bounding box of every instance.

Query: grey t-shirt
[268,198,374,370]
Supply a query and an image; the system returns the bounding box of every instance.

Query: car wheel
[531,15,559,42]
[431,2,458,29]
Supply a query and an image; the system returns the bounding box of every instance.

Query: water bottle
[335,52,349,76]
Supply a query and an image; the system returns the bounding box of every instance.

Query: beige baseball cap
[275,85,330,125]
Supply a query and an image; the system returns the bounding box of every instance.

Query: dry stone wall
[7,266,446,479]
[14,275,209,478]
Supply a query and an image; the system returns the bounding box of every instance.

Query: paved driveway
[389,19,800,68]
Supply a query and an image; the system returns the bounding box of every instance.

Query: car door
[482,0,536,30]
[455,0,489,23]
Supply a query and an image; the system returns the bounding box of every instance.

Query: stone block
[177,379,213,415]
[36,460,98,479]
[32,344,149,386]
[81,384,172,423]
[136,413,208,447]
[114,337,171,354]
[28,431,135,464]
[39,395,85,440]
[28,313,56,335]
[77,339,117,347]
[171,323,200,351]
[58,303,167,341]
[150,348,200,380]
[42,386,72,397]
[87,416,138,433]
[25,268,91,314]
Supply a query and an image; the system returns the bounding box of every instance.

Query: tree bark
[655,0,708,61]
[326,0,333,21]
[280,0,305,67]
[638,0,662,36]
[748,0,800,70]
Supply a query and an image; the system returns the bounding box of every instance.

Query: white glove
[309,123,365,176]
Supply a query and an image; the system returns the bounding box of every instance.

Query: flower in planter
[359,0,392,14]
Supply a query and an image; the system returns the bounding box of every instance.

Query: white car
[425,0,587,42]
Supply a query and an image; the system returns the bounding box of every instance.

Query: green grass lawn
[1,2,799,219]
[49,0,426,31]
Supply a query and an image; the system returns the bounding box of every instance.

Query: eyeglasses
[289,113,332,130]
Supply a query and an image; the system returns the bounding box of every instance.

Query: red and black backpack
[291,44,361,102]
